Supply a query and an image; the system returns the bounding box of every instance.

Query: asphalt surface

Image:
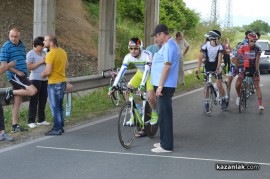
[0,74,270,179]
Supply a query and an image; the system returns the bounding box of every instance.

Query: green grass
[3,71,204,133]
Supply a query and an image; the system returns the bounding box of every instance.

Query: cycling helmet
[128,38,143,50]
[204,30,221,40]
[247,32,258,40]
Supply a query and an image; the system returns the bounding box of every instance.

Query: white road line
[37,145,270,166]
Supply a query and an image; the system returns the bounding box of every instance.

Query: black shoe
[11,125,28,133]
[45,129,62,136]
[5,88,13,105]
[61,128,65,133]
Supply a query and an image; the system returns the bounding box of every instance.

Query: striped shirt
[0,40,28,81]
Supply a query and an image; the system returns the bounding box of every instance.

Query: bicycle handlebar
[101,68,120,78]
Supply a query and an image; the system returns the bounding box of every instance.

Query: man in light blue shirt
[150,24,180,153]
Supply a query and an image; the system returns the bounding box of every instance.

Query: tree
[244,20,270,34]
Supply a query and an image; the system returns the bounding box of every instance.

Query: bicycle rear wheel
[118,103,137,149]
[239,87,246,113]
[143,101,158,138]
[202,84,214,116]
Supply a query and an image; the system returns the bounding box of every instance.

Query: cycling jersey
[238,45,261,68]
[201,41,223,71]
[113,50,152,89]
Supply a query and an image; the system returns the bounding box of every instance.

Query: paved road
[0,74,270,179]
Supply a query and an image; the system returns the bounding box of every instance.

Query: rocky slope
[0,0,98,87]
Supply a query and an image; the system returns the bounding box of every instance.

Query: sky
[183,0,270,27]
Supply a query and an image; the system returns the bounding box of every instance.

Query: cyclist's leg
[252,71,264,109]
[146,77,158,125]
[216,72,225,97]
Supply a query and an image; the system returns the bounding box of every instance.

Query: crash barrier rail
[0,60,198,106]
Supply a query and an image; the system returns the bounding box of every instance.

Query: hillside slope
[0,0,98,85]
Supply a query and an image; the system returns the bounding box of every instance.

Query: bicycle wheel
[119,78,128,101]
[111,90,121,106]
[118,103,137,149]
[143,101,158,138]
[202,84,214,116]
[239,86,246,113]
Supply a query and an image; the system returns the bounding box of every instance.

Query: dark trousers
[28,80,48,123]
[0,105,5,131]
[223,54,231,74]
[154,86,175,150]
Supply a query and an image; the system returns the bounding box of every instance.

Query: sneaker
[153,143,160,148]
[11,125,28,133]
[125,115,134,126]
[37,121,50,126]
[236,97,240,106]
[259,106,264,110]
[151,146,172,153]
[150,111,158,125]
[5,88,13,105]
[221,98,227,109]
[45,129,62,136]
[28,123,37,129]
[0,132,14,141]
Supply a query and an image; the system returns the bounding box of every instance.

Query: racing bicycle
[238,71,255,113]
[198,71,228,116]
[102,68,128,106]
[118,87,158,149]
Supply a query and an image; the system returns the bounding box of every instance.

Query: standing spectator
[0,61,16,141]
[41,34,68,136]
[222,37,232,74]
[26,36,50,128]
[0,28,37,133]
[150,24,180,153]
[175,31,189,85]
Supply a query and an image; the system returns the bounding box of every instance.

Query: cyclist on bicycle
[230,31,252,105]
[109,37,158,136]
[236,32,264,110]
[196,30,228,111]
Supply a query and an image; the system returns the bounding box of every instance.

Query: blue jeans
[154,86,175,150]
[48,82,66,131]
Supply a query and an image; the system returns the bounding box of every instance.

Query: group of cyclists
[196,29,264,112]
[108,28,264,139]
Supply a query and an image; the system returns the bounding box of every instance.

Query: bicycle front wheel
[202,84,214,116]
[118,103,137,149]
[111,90,120,106]
[239,87,246,113]
[143,101,158,138]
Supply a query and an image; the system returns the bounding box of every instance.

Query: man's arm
[156,62,170,96]
[41,63,52,78]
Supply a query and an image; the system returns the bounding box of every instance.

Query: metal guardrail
[0,60,198,105]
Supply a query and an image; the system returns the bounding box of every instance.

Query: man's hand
[8,61,16,68]
[108,86,116,96]
[195,69,200,80]
[138,85,145,93]
[16,71,25,77]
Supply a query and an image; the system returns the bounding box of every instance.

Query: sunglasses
[129,47,139,50]
[249,40,257,43]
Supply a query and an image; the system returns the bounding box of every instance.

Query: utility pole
[210,0,219,24]
[224,0,233,28]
